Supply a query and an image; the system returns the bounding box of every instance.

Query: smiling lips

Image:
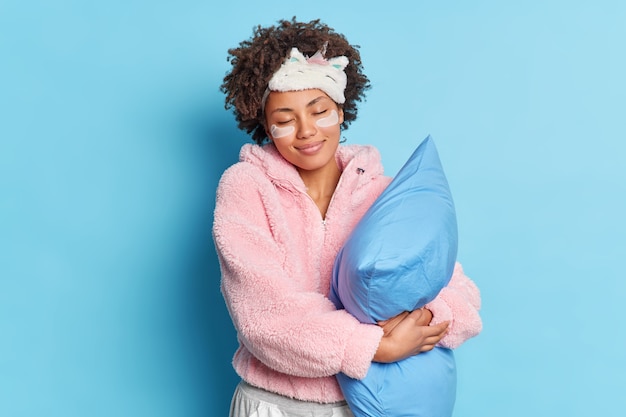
[295,141,325,155]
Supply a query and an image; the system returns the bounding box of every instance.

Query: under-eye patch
[316,109,339,128]
[270,124,295,139]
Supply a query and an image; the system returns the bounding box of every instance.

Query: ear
[338,107,345,124]
[288,47,307,63]
[328,55,349,71]
[262,121,274,142]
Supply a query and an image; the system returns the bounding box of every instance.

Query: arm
[213,164,383,380]
[373,309,449,362]
[425,262,482,349]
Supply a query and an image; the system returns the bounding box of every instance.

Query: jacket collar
[238,142,384,193]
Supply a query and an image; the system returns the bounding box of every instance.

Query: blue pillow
[330,135,458,323]
[336,349,457,417]
[329,136,459,417]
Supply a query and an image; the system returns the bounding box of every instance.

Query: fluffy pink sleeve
[425,262,482,349]
[213,164,383,380]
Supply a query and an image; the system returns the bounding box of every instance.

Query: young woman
[214,18,481,416]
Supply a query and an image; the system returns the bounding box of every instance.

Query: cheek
[270,124,295,139]
[316,109,340,128]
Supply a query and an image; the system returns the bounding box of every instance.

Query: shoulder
[217,144,272,191]
[337,144,385,177]
[218,142,302,191]
[218,160,264,189]
[215,163,265,209]
[215,155,271,213]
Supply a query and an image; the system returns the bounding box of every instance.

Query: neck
[298,162,341,219]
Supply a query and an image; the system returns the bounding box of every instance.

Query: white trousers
[229,381,354,417]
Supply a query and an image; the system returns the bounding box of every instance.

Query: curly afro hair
[221,17,371,144]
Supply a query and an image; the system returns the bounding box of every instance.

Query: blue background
[1,1,625,416]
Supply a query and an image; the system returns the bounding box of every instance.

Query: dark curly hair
[221,17,371,144]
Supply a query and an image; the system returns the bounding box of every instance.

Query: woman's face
[264,89,344,174]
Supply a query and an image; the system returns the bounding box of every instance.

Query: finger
[406,309,426,320]
[418,336,440,350]
[424,324,450,344]
[409,308,437,324]
[402,310,430,327]
[421,321,449,336]
[420,344,436,353]
[378,312,410,335]
[418,329,447,347]
[378,311,408,326]
[423,333,445,346]
[431,321,450,333]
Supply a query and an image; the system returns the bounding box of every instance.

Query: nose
[296,116,317,139]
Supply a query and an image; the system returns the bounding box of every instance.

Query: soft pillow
[336,349,457,417]
[330,136,459,417]
[330,135,458,323]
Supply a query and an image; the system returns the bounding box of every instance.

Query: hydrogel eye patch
[269,109,339,139]
[270,124,295,139]
[316,109,339,127]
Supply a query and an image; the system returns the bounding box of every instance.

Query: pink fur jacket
[213,142,482,403]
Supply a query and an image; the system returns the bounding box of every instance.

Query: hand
[378,308,433,335]
[373,309,448,363]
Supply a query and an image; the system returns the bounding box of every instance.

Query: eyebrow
[270,95,329,114]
